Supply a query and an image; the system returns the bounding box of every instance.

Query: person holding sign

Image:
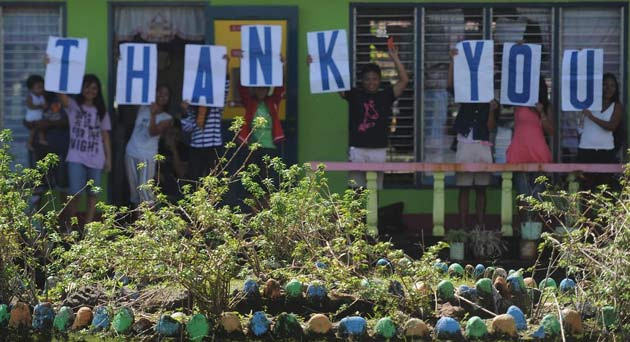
[448,48,499,230]
[124,85,174,206]
[325,42,408,189]
[578,73,625,191]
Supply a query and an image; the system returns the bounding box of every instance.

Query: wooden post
[433,172,445,236]
[366,171,378,237]
[501,171,513,237]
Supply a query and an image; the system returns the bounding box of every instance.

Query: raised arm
[389,45,409,98]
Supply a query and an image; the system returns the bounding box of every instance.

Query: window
[0,6,63,167]
[351,3,627,186]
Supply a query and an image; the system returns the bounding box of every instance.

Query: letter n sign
[240,25,283,87]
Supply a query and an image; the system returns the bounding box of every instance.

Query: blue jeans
[68,162,102,196]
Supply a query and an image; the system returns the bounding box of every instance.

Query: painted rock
[220,312,242,334]
[171,312,187,323]
[285,279,303,298]
[475,278,493,297]
[494,276,509,297]
[306,314,332,335]
[91,306,110,332]
[186,314,210,341]
[465,316,488,339]
[457,285,478,302]
[9,302,31,329]
[531,324,546,338]
[601,305,617,329]
[53,306,73,332]
[465,264,475,277]
[156,314,181,337]
[484,266,495,279]
[434,262,448,273]
[506,273,526,294]
[315,261,328,269]
[403,318,429,338]
[243,279,260,297]
[506,305,527,331]
[374,317,396,339]
[131,317,153,335]
[306,282,327,301]
[32,302,55,331]
[273,312,302,338]
[541,314,561,336]
[71,306,92,330]
[249,311,270,337]
[539,277,557,290]
[263,279,282,300]
[524,277,537,288]
[490,314,517,337]
[376,258,391,268]
[448,263,464,278]
[474,264,486,279]
[508,269,516,276]
[559,278,576,293]
[493,268,507,281]
[112,307,134,334]
[0,304,9,327]
[388,280,404,297]
[562,308,583,336]
[437,280,455,301]
[339,316,367,337]
[434,316,461,339]
[398,257,412,270]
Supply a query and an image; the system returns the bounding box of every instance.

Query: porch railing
[308,162,624,237]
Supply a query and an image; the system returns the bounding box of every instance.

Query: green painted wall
[13,0,629,216]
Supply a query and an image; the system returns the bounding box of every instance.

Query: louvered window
[559,7,624,162]
[0,6,63,167]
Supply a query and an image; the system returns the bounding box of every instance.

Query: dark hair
[76,74,106,120]
[538,76,550,113]
[360,63,382,80]
[603,73,620,104]
[26,75,44,89]
[156,84,172,112]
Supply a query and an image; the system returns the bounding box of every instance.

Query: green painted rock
[540,278,557,290]
[541,314,561,336]
[437,280,455,300]
[448,263,464,278]
[53,306,73,332]
[112,307,134,334]
[475,278,493,296]
[601,306,617,329]
[490,314,517,337]
[285,279,303,298]
[306,314,332,335]
[0,304,9,327]
[273,312,303,338]
[465,316,488,339]
[374,317,396,339]
[402,318,429,338]
[187,314,210,341]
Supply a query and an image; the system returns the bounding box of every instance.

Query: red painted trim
[308,162,624,173]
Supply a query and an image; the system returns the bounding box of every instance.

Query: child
[24,75,48,150]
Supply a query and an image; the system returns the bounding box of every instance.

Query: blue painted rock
[474,264,486,279]
[249,311,270,337]
[506,305,527,331]
[434,262,448,273]
[374,317,397,339]
[434,317,461,339]
[53,306,73,332]
[0,304,9,327]
[306,282,327,301]
[541,314,561,336]
[306,314,332,335]
[338,316,367,337]
[465,316,488,339]
[91,306,110,332]
[272,312,303,338]
[315,261,328,269]
[531,324,546,339]
[219,312,242,334]
[403,318,429,338]
[32,302,55,331]
[437,280,455,301]
[186,314,210,341]
[559,278,576,293]
[9,302,31,329]
[376,258,391,268]
[388,280,405,297]
[156,314,181,337]
[490,314,517,337]
[448,263,465,278]
[457,285,477,302]
[112,307,134,334]
[540,278,557,290]
[243,279,260,297]
[71,307,92,330]
[561,308,583,336]
[263,279,282,300]
[506,273,526,294]
[285,279,303,298]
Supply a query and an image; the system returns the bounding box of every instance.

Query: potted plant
[445,229,468,261]
[467,227,507,260]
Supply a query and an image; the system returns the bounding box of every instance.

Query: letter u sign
[561,49,603,111]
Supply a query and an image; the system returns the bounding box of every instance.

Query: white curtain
[114,7,204,43]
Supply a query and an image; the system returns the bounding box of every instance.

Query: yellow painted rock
[220,312,242,334]
[490,314,517,337]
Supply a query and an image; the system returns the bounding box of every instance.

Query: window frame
[349,1,628,188]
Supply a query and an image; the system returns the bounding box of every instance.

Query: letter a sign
[240,25,283,87]
[561,49,603,111]
[182,44,227,107]
[307,29,350,93]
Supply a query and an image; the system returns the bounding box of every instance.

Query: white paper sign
[307,29,350,93]
[44,36,87,94]
[240,25,283,87]
[115,43,157,105]
[182,45,227,107]
[500,43,541,106]
[561,49,603,111]
[454,40,494,103]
